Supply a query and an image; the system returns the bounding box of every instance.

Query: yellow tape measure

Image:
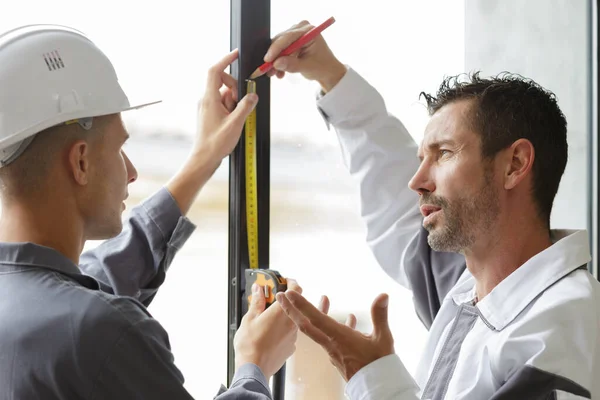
[244,79,259,270]
[243,79,288,308]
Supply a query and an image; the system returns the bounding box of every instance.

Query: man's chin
[427,229,452,252]
[427,230,467,253]
[427,235,445,252]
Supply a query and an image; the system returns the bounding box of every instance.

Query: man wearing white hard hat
[0,25,298,399]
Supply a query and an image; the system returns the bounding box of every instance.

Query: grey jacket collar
[0,241,99,289]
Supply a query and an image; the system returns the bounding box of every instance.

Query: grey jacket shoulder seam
[51,271,150,324]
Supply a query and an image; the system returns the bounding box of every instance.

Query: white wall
[464,0,592,233]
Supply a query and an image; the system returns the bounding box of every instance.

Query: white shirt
[316,68,600,400]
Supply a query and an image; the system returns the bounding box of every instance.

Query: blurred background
[2,0,597,398]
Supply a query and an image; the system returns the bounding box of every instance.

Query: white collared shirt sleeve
[345,354,420,400]
[316,68,422,289]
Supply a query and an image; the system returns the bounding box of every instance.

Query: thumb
[371,293,392,340]
[285,278,302,295]
[229,92,259,127]
[247,283,266,319]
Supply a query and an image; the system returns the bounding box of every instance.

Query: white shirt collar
[448,229,591,331]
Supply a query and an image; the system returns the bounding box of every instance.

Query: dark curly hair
[420,72,568,227]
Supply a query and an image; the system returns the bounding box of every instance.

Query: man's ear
[504,139,535,190]
[68,140,90,186]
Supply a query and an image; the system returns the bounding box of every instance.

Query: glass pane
[1,2,230,398]
[2,1,464,398]
[269,2,465,398]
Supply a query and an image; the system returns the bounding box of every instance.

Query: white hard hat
[0,24,160,166]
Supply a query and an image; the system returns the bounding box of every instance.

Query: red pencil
[249,16,336,79]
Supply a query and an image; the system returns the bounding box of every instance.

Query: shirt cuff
[345,354,419,400]
[316,67,385,128]
[140,187,196,249]
[231,363,271,394]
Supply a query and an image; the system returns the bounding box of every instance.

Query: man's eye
[439,149,451,157]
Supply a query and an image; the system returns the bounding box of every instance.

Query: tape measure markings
[244,79,259,271]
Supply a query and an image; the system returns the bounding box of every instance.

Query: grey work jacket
[0,188,271,399]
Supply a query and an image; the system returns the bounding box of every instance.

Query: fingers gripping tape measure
[244,79,287,307]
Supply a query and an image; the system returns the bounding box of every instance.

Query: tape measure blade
[245,80,259,270]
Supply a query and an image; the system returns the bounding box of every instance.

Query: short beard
[424,169,499,253]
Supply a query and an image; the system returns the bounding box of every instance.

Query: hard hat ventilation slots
[43,50,65,71]
[0,24,161,167]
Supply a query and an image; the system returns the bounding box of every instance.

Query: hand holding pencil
[257,18,348,93]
